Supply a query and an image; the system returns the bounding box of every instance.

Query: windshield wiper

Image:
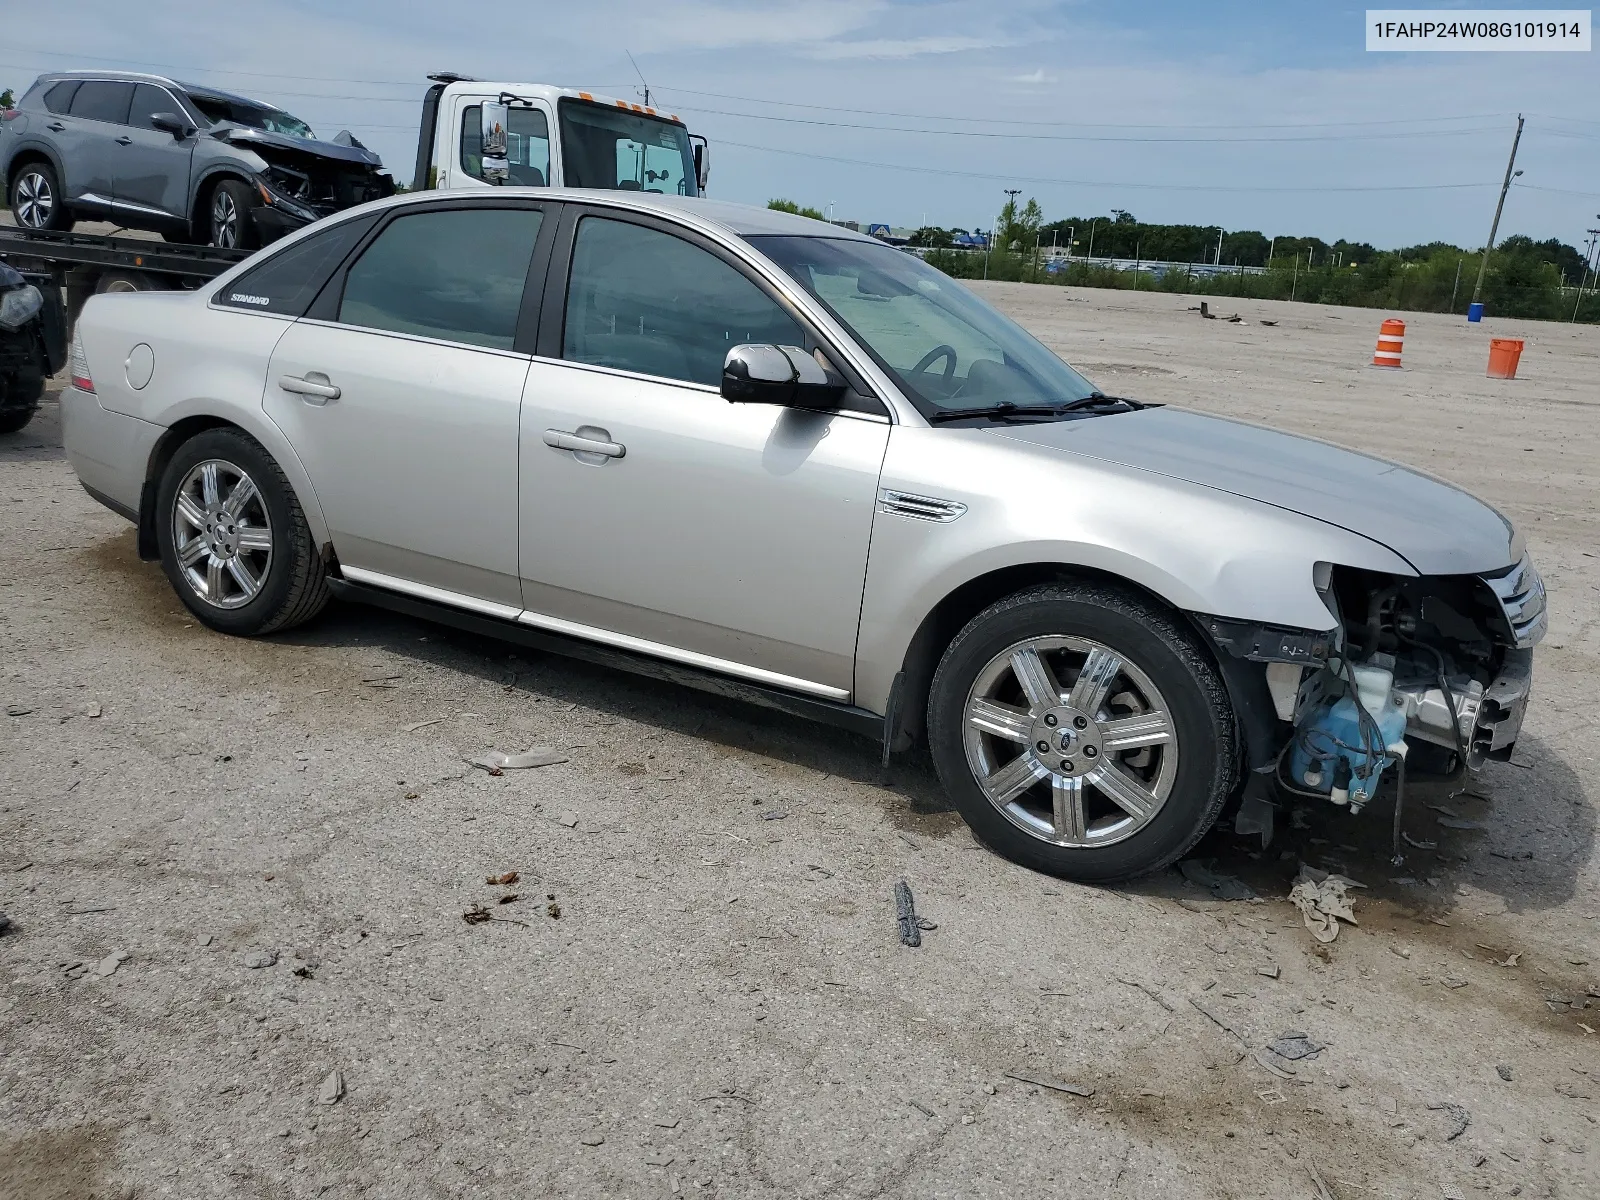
[928,395,1150,423]
[1057,392,1150,412]
[927,403,1069,424]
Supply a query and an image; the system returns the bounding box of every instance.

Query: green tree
[908,226,955,249]
[0,89,14,110]
[767,198,825,221]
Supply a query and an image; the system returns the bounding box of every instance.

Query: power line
[713,138,1498,193]
[674,104,1503,143]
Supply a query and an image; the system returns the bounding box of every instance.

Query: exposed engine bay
[1268,559,1543,814]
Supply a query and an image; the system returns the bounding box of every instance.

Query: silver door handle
[278,374,340,404]
[543,428,625,459]
[115,136,133,146]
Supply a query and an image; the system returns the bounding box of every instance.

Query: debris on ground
[195,933,212,947]
[546,897,562,919]
[0,911,10,935]
[894,879,934,947]
[1119,978,1177,1012]
[402,718,443,733]
[1401,832,1437,850]
[318,1070,344,1106]
[6,704,33,716]
[468,748,568,773]
[486,871,520,886]
[1288,865,1364,943]
[1266,1032,1325,1061]
[556,812,579,829]
[464,904,528,928]
[1003,1070,1094,1097]
[1260,319,1278,326]
[1179,858,1258,901]
[1256,964,1281,979]
[241,949,278,969]
[1436,816,1489,831]
[1428,1101,1470,1140]
[498,893,520,905]
[1497,1065,1513,1081]
[95,950,129,977]
[579,1133,605,1146]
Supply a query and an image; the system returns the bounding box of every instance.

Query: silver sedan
[61,190,1541,881]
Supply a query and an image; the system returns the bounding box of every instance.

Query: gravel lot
[3,285,1597,1199]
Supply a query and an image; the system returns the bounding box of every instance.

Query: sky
[4,1,1599,251]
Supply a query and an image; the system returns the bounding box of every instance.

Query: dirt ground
[2,283,1596,1200]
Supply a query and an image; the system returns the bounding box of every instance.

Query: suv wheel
[209,179,259,250]
[927,581,1237,883]
[155,428,330,635]
[11,162,71,231]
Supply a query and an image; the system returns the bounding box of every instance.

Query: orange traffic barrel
[1487,338,1525,379]
[1372,318,1405,368]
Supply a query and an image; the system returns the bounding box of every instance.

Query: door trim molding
[339,565,522,622]
[515,608,851,701]
[337,565,852,702]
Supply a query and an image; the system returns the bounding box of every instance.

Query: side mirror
[722,344,847,409]
[480,102,510,185]
[149,112,193,140]
[690,134,710,194]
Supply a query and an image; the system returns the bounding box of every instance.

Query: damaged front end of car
[1209,555,1543,835]
[224,129,395,243]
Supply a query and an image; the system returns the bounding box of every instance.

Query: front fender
[853,425,1412,714]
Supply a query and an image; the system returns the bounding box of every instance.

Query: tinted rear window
[42,81,81,115]
[69,81,134,124]
[214,215,378,316]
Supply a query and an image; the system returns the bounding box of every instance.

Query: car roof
[397,188,879,244]
[35,70,280,112]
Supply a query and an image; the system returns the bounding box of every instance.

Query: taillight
[69,329,95,393]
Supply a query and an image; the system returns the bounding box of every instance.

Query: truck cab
[412,75,709,197]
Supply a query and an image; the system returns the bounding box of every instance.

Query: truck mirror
[690,135,709,194]
[480,102,510,185]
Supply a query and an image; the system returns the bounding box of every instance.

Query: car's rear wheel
[928,581,1237,883]
[0,408,36,435]
[10,162,72,232]
[209,179,259,251]
[156,428,330,635]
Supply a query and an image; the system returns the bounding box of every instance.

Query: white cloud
[807,35,1008,60]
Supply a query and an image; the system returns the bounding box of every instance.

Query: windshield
[750,235,1099,416]
[190,95,314,140]
[556,99,697,196]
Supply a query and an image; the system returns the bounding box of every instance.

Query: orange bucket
[1372,318,1405,368]
[1487,338,1524,379]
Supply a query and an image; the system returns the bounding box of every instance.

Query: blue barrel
[1467,302,1484,322]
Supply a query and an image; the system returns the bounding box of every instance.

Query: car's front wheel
[928,581,1237,883]
[208,179,259,251]
[155,428,330,635]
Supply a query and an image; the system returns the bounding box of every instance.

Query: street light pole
[1470,114,1525,308]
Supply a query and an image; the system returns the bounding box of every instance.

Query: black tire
[927,581,1237,884]
[155,427,330,636]
[93,270,160,295]
[208,179,259,251]
[0,409,35,435]
[10,161,72,232]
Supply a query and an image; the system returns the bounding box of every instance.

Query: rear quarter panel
[72,290,332,544]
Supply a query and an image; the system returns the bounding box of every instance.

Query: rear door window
[68,81,135,125]
[214,214,378,316]
[42,81,82,114]
[337,207,543,350]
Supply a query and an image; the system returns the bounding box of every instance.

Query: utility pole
[1267,236,1276,268]
[1471,113,1525,308]
[1214,227,1224,266]
[1451,257,1464,310]
[626,50,651,107]
[1002,188,1021,248]
[1574,222,1600,322]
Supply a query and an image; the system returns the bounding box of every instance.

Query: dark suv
[2,71,394,249]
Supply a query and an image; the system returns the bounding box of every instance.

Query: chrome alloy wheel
[961,635,1178,848]
[211,188,240,248]
[15,170,54,229]
[172,460,273,609]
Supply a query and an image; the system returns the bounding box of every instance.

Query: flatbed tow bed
[0,227,248,328]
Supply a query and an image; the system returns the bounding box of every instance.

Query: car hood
[215,126,383,168]
[985,407,1518,576]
